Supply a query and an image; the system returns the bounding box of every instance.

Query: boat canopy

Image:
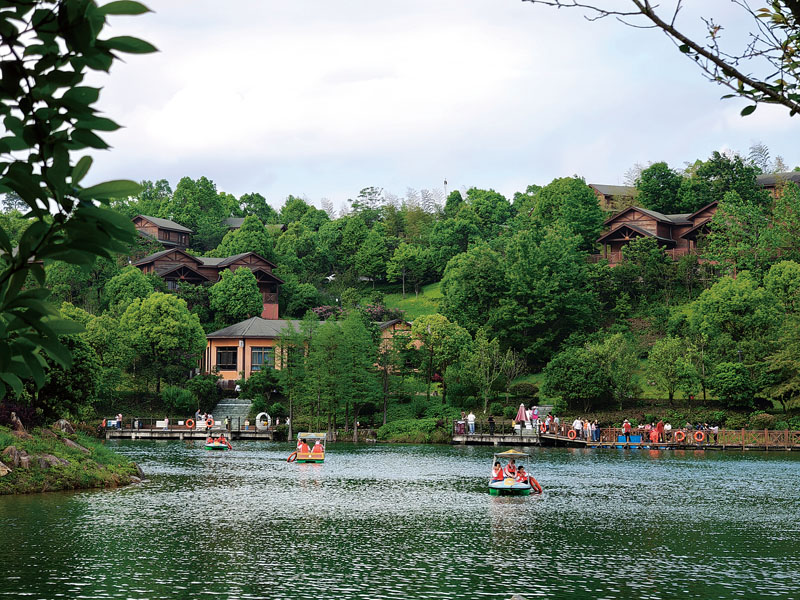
[297,432,326,441]
[493,449,530,460]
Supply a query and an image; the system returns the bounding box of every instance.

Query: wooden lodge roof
[757,171,800,187]
[597,223,676,246]
[604,206,691,226]
[135,215,193,233]
[590,184,637,197]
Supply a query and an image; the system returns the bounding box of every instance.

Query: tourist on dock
[467,411,476,435]
[116,413,122,429]
[552,414,559,432]
[491,461,504,481]
[583,419,591,441]
[163,416,169,431]
[656,420,665,443]
[544,414,552,433]
[572,417,583,439]
[488,415,495,435]
[532,406,539,424]
[224,416,230,431]
[592,420,599,442]
[622,419,632,444]
[664,422,672,441]
[710,424,719,443]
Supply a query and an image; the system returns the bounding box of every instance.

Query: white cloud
[85,0,800,205]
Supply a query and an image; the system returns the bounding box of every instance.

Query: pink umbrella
[515,403,528,423]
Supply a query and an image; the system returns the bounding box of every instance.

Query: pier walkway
[453,420,800,451]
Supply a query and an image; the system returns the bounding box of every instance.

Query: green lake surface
[1,442,799,599]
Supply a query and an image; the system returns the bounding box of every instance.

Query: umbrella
[515,403,528,423]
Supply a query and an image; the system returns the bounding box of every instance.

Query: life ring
[674,430,686,442]
[694,430,705,442]
[287,451,297,463]
[186,418,194,429]
[568,430,577,440]
[206,418,214,428]
[540,424,547,433]
[528,476,543,494]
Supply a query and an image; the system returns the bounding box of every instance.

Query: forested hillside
[2,148,800,433]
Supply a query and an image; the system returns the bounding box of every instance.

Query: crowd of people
[621,419,720,444]
[570,417,600,441]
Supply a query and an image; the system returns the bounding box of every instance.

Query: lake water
[1,442,799,600]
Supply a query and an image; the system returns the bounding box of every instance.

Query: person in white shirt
[467,411,476,435]
[572,418,583,438]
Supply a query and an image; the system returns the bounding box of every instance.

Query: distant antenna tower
[443,178,448,198]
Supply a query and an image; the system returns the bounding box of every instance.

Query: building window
[166,279,179,291]
[251,347,274,371]
[216,347,238,370]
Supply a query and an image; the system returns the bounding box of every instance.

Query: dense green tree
[646,336,698,404]
[771,182,800,263]
[590,333,640,409]
[688,272,780,365]
[528,177,605,252]
[103,265,154,315]
[112,179,172,220]
[465,188,514,237]
[355,226,389,285]
[679,152,768,213]
[703,191,775,277]
[636,162,683,214]
[387,243,431,298]
[709,362,757,408]
[163,176,226,252]
[274,222,320,280]
[214,215,274,262]
[240,192,279,224]
[428,217,481,276]
[411,314,472,403]
[613,236,675,302]
[120,293,206,393]
[0,210,30,248]
[209,268,264,326]
[440,243,506,334]
[278,273,320,318]
[494,225,598,364]
[763,315,800,413]
[468,328,505,413]
[764,261,800,313]
[542,346,607,413]
[443,190,465,219]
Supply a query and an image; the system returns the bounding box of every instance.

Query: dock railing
[103,416,273,434]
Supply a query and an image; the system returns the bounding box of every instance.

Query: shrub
[411,397,427,419]
[749,412,776,429]
[249,397,267,415]
[789,416,800,430]
[489,402,503,417]
[269,402,288,419]
[774,420,790,430]
[503,405,517,420]
[161,386,195,414]
[186,374,222,410]
[508,382,539,398]
[377,418,442,443]
[725,414,748,429]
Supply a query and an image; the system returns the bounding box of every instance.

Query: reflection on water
[1,442,799,599]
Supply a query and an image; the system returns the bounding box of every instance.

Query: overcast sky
[88,0,799,211]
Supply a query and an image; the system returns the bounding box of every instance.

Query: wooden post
[741,428,745,450]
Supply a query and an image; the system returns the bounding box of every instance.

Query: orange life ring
[540,424,547,433]
[694,430,705,442]
[287,451,297,463]
[674,430,686,442]
[206,418,214,428]
[186,418,195,429]
[529,476,543,494]
[568,430,576,440]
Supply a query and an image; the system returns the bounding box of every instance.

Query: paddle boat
[204,435,232,451]
[287,432,326,463]
[488,449,542,496]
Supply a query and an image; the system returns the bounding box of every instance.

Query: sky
[87,0,800,212]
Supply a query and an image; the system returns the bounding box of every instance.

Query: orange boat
[287,432,326,463]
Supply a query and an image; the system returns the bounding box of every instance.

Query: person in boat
[515,465,529,484]
[206,436,214,444]
[491,461,504,481]
[504,459,517,477]
[297,439,310,453]
[311,439,324,454]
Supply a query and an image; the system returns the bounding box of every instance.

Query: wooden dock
[454,422,800,451]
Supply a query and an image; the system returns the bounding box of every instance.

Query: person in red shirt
[622,419,632,445]
[311,440,324,454]
[656,420,665,443]
[297,439,310,453]
[504,459,517,477]
[515,465,529,485]
[491,461,504,481]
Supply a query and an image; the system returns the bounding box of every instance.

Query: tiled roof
[590,184,638,197]
[757,172,800,187]
[135,215,193,233]
[207,317,305,338]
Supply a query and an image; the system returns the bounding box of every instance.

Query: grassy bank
[0,425,142,495]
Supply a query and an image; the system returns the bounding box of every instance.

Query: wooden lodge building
[203,317,413,387]
[134,249,283,319]
[132,215,193,250]
[594,201,718,266]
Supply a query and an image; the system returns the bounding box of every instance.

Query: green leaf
[100,35,157,54]
[0,372,23,397]
[72,155,93,184]
[44,318,86,336]
[97,1,152,16]
[75,116,121,131]
[79,179,142,200]
[62,86,101,105]
[740,105,757,116]
[679,44,690,53]
[71,129,110,150]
